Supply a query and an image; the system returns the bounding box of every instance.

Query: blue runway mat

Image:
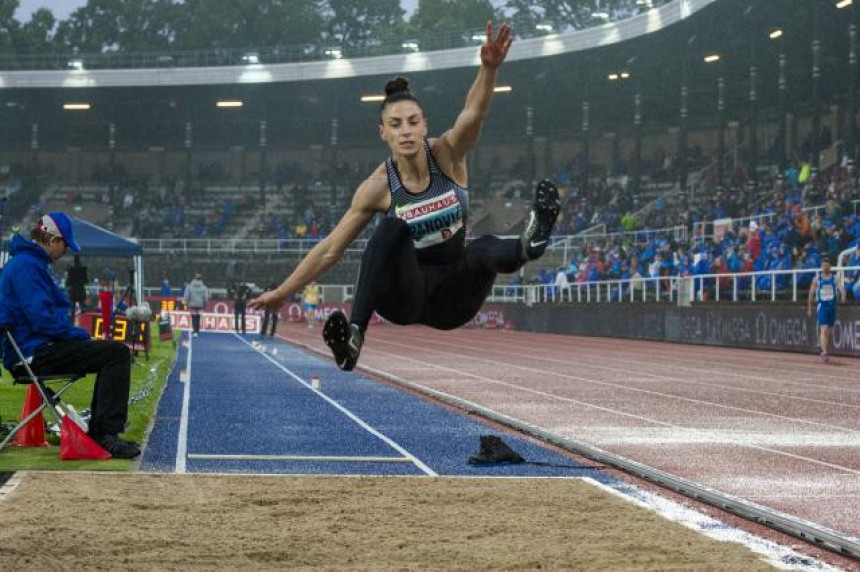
[140,332,608,479]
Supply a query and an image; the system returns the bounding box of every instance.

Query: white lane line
[418,332,860,405]
[174,333,193,474]
[0,473,24,503]
[361,345,860,475]
[373,336,860,434]
[234,334,437,477]
[188,454,411,463]
[441,328,860,388]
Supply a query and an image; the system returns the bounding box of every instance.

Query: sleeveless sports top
[386,139,469,264]
[818,274,837,306]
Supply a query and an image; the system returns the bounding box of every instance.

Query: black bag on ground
[468,434,525,465]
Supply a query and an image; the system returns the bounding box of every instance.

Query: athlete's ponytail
[380,76,424,121]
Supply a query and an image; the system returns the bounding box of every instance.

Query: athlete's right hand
[480,21,513,69]
[249,290,285,311]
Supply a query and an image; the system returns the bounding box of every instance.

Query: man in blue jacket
[0,213,139,458]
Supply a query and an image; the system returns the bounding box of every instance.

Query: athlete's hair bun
[385,77,411,96]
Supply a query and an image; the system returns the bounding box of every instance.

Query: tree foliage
[53,0,178,53]
[502,0,647,33]
[0,0,19,52]
[16,8,56,53]
[322,0,404,45]
[171,0,324,50]
[0,0,631,56]
[409,0,500,35]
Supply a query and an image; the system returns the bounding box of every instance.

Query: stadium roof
[0,0,715,89]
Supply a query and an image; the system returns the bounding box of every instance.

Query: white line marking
[233,334,437,476]
[413,333,860,408]
[362,345,860,475]
[0,473,24,503]
[581,478,837,571]
[175,332,193,474]
[188,454,411,463]
[449,328,860,388]
[374,336,860,434]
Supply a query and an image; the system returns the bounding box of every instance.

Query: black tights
[350,218,522,332]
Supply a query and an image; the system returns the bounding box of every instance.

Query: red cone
[60,416,111,460]
[15,385,48,448]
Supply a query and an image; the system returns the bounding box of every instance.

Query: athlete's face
[379,101,427,157]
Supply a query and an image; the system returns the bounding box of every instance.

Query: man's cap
[38,212,81,253]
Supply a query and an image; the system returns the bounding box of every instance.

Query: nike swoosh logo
[530,240,547,248]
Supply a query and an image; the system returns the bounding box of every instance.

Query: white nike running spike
[521,179,560,261]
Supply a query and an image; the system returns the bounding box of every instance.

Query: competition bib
[819,283,835,302]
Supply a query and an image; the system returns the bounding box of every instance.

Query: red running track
[279,322,860,541]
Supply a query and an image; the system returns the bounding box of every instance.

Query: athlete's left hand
[248,289,285,311]
[481,21,513,69]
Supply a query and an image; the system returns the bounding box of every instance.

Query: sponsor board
[170,311,262,333]
[502,302,860,357]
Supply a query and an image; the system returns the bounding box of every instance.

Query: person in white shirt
[554,267,570,302]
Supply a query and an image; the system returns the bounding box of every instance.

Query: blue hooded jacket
[0,235,90,369]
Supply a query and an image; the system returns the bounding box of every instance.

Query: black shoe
[96,434,141,459]
[323,311,363,371]
[520,179,561,261]
[468,435,525,465]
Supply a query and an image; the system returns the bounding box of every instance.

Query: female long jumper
[249,22,560,371]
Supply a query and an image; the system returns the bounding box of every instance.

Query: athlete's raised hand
[480,21,513,69]
[248,289,285,311]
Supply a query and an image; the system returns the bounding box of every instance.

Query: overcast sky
[14,0,426,22]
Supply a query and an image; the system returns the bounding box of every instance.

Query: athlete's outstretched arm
[248,169,389,310]
[439,21,513,160]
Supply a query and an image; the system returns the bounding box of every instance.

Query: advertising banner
[502,303,860,357]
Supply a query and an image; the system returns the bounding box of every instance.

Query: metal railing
[140,283,353,303]
[138,237,369,255]
[693,200,860,241]
[489,275,680,305]
[139,230,687,257]
[488,265,860,305]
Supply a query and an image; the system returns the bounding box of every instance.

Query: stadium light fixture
[620,71,631,79]
[836,0,852,8]
[324,48,343,59]
[67,58,84,71]
[360,94,385,103]
[536,23,554,33]
[241,52,260,65]
[703,54,721,63]
[401,41,420,52]
[493,85,513,93]
[608,73,619,81]
[769,29,783,40]
[63,103,91,111]
[216,100,243,108]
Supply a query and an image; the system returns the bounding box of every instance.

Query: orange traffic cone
[60,417,111,460]
[15,385,49,448]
